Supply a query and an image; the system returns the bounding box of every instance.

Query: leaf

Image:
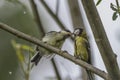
[96,0,102,6]
[21,45,34,56]
[11,40,25,62]
[110,3,117,11]
[112,12,118,20]
[16,49,25,63]
[21,45,34,53]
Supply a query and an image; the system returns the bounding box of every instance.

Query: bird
[31,30,72,65]
[73,28,94,80]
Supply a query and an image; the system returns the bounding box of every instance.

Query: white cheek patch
[74,29,80,35]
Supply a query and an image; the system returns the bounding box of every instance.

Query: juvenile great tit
[31,30,72,65]
[73,28,94,80]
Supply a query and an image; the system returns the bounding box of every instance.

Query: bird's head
[73,28,83,36]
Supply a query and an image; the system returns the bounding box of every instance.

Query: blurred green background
[0,1,40,80]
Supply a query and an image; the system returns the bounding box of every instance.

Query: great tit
[31,30,71,65]
[73,28,94,80]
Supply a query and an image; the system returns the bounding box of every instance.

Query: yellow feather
[75,36,89,62]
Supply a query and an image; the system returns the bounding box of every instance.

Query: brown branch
[0,22,109,80]
[67,0,84,28]
[67,1,94,80]
[81,0,120,80]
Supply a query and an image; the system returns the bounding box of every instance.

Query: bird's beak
[62,30,71,35]
[61,30,73,37]
[67,32,73,36]
[71,33,75,38]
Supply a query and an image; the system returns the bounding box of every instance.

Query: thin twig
[30,0,62,79]
[40,0,74,41]
[50,1,62,80]
[26,50,31,80]
[51,58,61,80]
[40,0,67,30]
[29,0,45,37]
[0,22,109,79]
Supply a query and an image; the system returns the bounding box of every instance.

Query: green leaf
[11,40,20,50]
[21,45,34,53]
[110,3,117,11]
[112,12,118,20]
[11,40,25,62]
[16,49,25,63]
[96,0,102,6]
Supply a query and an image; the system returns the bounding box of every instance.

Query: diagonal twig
[40,0,67,30]
[29,0,45,37]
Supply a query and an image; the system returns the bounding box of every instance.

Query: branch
[51,58,61,80]
[29,0,45,37]
[50,1,62,80]
[29,0,62,78]
[40,0,74,41]
[67,0,94,80]
[40,0,67,30]
[67,0,84,28]
[81,0,120,80]
[0,22,109,79]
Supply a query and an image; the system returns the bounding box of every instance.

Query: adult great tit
[31,30,72,65]
[73,28,94,80]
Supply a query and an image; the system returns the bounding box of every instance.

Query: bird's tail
[31,51,42,65]
[86,69,94,80]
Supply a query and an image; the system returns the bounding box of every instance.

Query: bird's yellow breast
[75,36,89,62]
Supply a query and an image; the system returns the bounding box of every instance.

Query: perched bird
[73,28,94,80]
[31,30,71,65]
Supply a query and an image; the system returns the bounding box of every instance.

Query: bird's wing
[84,38,91,64]
[74,37,77,57]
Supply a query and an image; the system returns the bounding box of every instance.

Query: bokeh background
[0,0,120,80]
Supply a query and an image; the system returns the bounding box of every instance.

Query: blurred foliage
[0,0,40,80]
[96,0,120,21]
[11,40,34,80]
[110,3,120,20]
[5,0,27,10]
